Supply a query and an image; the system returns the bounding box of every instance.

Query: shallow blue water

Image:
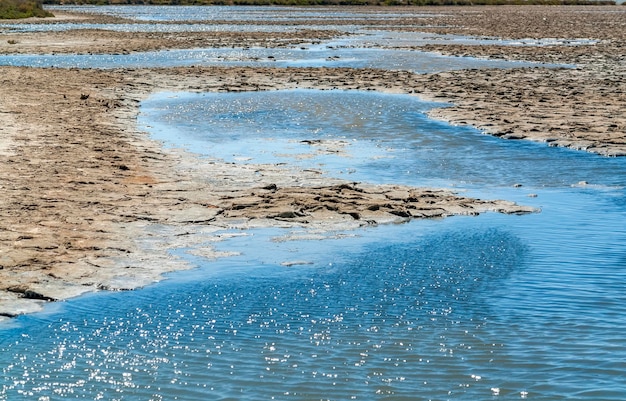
[139,90,625,189]
[0,36,544,71]
[2,89,625,400]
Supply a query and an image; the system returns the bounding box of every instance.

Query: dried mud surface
[1,6,624,318]
[414,6,626,156]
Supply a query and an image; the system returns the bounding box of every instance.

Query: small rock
[23,290,56,301]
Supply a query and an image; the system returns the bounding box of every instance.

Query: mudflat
[0,6,624,318]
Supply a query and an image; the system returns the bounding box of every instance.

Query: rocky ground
[0,6,624,318]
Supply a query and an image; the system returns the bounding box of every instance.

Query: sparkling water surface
[3,89,625,401]
[1,6,625,401]
[0,44,541,71]
[0,27,551,72]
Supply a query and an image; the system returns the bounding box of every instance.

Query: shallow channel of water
[46,5,423,22]
[139,90,626,189]
[0,44,542,71]
[2,89,625,400]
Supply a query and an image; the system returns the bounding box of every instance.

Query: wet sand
[1,6,624,318]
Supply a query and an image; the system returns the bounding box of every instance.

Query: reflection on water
[2,89,626,400]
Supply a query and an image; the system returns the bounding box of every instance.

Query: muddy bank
[413,6,626,156]
[419,67,626,157]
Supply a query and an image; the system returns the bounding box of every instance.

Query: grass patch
[0,0,53,19]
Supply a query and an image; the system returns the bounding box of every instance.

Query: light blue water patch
[139,89,626,190]
[0,21,350,33]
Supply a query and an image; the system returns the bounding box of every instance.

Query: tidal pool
[2,89,625,400]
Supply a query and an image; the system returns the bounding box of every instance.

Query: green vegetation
[0,0,53,18]
[39,0,617,5]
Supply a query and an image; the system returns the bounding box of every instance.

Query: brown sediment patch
[0,29,343,55]
[412,6,626,42]
[219,182,530,223]
[402,6,626,156]
[0,65,535,318]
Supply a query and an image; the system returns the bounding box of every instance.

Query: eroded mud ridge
[1,5,624,317]
[221,183,532,222]
[422,67,626,157]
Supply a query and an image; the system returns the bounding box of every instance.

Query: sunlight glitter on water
[2,89,626,400]
[0,224,533,400]
[0,42,544,71]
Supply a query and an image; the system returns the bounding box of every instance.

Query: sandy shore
[1,6,624,318]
